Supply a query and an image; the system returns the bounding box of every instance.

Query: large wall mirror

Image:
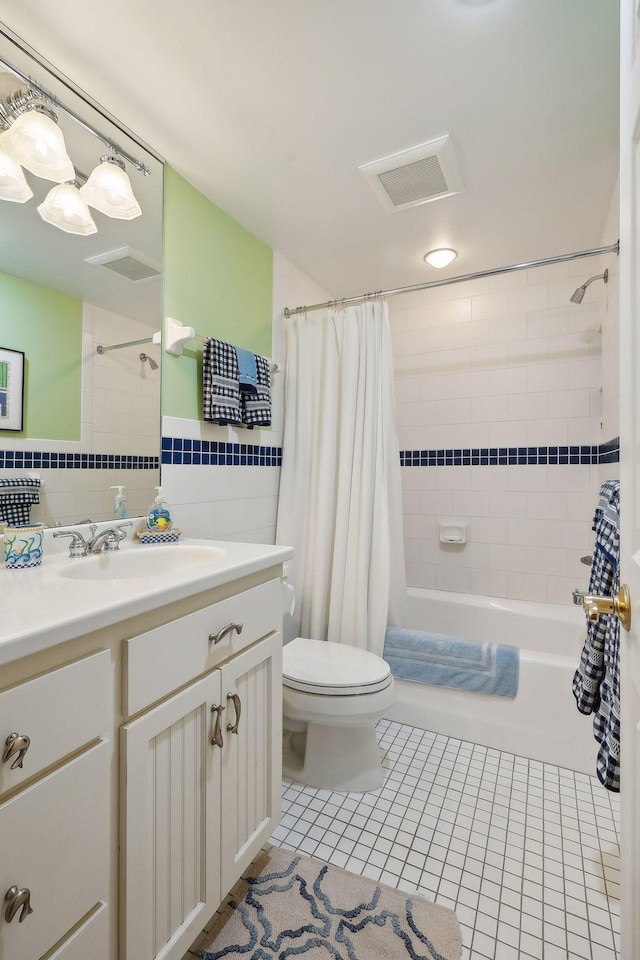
[0,26,162,526]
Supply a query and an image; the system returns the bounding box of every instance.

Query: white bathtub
[385,587,598,775]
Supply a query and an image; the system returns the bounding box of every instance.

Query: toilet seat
[283,637,392,696]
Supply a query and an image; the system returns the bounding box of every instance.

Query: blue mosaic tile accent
[0,450,159,470]
[399,439,619,467]
[161,436,282,467]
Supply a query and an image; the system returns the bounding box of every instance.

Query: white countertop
[0,534,293,667]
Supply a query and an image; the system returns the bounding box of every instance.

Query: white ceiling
[1,0,620,300]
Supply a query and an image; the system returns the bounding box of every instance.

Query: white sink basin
[59,544,227,581]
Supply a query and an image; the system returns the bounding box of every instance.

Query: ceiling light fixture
[423,248,457,269]
[0,144,33,202]
[0,57,151,235]
[37,181,97,236]
[80,156,141,220]
[0,105,74,182]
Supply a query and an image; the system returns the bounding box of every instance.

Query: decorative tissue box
[135,526,182,545]
[4,522,45,569]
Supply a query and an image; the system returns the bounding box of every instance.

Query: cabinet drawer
[125,578,281,715]
[0,650,111,794]
[0,741,110,960]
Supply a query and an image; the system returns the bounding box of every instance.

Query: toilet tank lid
[283,637,391,688]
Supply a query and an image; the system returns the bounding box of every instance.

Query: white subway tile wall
[391,254,613,604]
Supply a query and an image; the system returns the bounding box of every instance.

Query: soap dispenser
[111,485,127,520]
[147,486,173,532]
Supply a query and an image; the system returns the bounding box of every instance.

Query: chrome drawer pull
[226,693,241,734]
[2,733,31,770]
[211,704,225,748]
[209,622,243,645]
[5,886,33,923]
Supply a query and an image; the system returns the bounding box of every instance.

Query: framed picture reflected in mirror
[0,347,25,432]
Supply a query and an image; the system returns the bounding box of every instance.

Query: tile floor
[270,719,621,960]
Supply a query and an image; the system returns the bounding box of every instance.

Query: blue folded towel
[235,346,258,394]
[383,626,519,699]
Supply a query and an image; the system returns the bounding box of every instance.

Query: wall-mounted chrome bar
[283,241,620,318]
[0,51,152,176]
[96,337,156,355]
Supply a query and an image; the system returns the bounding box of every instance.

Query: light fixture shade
[80,156,141,220]
[424,248,457,269]
[37,182,97,236]
[1,109,75,183]
[0,145,33,202]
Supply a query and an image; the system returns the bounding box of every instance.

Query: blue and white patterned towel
[241,354,271,428]
[573,479,621,791]
[0,477,41,525]
[203,338,242,425]
[384,627,519,699]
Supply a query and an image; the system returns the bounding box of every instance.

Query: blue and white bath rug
[194,845,462,960]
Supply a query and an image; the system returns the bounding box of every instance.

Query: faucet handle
[53,529,88,558]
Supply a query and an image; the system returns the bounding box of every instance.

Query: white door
[219,633,282,896]
[619,3,640,955]
[121,672,222,960]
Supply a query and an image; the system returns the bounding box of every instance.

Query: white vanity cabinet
[0,542,291,960]
[120,578,283,960]
[0,651,112,960]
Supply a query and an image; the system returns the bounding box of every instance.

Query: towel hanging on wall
[572,479,621,791]
[202,338,242,425]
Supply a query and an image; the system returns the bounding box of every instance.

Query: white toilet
[282,637,396,792]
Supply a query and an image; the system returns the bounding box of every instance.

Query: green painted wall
[162,166,273,421]
[0,270,82,440]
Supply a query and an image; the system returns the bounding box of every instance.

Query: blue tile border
[0,450,159,470]
[399,438,620,467]
[161,436,282,467]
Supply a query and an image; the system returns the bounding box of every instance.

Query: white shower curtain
[276,299,406,656]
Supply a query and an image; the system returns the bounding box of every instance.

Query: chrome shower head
[139,352,158,370]
[570,268,608,304]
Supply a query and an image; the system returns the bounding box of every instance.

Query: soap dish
[135,527,182,544]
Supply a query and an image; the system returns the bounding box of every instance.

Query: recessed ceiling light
[424,248,457,269]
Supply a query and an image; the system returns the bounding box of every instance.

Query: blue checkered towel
[0,477,41,525]
[203,338,242,425]
[384,627,519,699]
[573,480,621,792]
[241,354,271,428]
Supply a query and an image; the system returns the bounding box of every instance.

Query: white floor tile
[271,720,620,960]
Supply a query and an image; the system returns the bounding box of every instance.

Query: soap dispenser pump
[111,485,127,520]
[147,486,173,532]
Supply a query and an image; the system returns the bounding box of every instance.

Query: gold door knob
[583,583,632,632]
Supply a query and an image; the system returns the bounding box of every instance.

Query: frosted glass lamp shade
[1,110,75,183]
[80,156,141,220]
[37,182,97,235]
[423,248,457,268]
[0,145,33,202]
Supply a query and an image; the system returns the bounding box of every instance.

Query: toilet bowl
[282,637,396,792]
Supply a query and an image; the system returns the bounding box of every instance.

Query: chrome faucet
[54,521,132,557]
[86,522,133,554]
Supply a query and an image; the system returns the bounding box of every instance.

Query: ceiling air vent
[85,246,161,283]
[358,135,464,213]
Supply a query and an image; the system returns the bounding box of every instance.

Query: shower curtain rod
[283,241,620,318]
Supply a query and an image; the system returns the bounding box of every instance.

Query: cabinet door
[219,633,282,895]
[0,742,110,960]
[121,672,222,960]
